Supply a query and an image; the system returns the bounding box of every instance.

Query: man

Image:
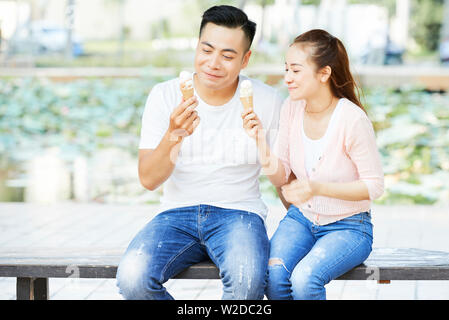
[116,5,283,300]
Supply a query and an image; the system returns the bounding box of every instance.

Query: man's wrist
[256,133,272,168]
[255,130,267,148]
[164,129,184,146]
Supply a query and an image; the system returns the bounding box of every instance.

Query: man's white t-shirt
[139,74,284,221]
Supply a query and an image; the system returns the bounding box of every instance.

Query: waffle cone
[240,96,253,111]
[181,85,194,100]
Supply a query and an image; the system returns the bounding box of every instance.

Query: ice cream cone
[240,96,253,111]
[179,71,194,101]
[240,80,253,111]
[181,84,194,100]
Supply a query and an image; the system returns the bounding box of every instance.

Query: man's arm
[138,96,200,191]
[138,135,179,191]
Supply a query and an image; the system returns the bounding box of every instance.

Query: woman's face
[284,44,324,101]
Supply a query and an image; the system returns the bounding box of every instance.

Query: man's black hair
[199,5,256,52]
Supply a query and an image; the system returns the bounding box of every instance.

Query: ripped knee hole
[268,258,285,266]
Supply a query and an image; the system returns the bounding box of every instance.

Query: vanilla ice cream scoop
[179,71,193,88]
[179,71,194,100]
[240,80,253,97]
[240,80,253,110]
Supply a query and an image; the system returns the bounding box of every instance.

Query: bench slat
[1,248,449,281]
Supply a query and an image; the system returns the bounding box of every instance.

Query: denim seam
[197,205,204,244]
[363,212,373,240]
[205,244,220,275]
[159,240,198,284]
[346,212,373,241]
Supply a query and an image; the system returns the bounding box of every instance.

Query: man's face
[194,23,251,90]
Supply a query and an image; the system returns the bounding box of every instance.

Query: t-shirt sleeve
[138,84,171,150]
[272,99,292,182]
[265,92,284,150]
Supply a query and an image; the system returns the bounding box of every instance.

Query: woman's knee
[266,258,292,299]
[267,258,290,284]
[290,267,326,300]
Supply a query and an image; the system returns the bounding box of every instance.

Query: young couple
[116,5,384,300]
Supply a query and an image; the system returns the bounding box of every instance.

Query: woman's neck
[304,89,337,119]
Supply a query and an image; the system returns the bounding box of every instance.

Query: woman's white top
[302,99,342,176]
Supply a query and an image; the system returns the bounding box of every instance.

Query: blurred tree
[349,0,396,25]
[28,0,50,21]
[410,0,444,52]
[351,0,443,53]
[237,0,320,9]
[192,0,276,43]
[195,0,238,11]
[442,0,449,40]
[252,0,275,44]
[317,0,347,38]
[238,0,247,8]
[104,0,127,62]
[350,0,396,15]
[65,0,75,59]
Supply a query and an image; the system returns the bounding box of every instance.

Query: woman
[241,29,384,300]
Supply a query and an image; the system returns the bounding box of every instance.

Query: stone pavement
[0,202,448,300]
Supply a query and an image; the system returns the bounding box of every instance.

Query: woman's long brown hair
[292,29,366,113]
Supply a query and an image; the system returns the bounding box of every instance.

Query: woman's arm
[281,178,370,207]
[345,114,384,200]
[241,109,288,187]
[282,113,384,206]
[307,113,384,202]
[256,134,288,187]
[311,180,369,201]
[276,173,297,210]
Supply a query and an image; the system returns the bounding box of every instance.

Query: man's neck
[193,74,239,106]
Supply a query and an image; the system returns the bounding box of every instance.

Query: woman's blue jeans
[266,205,373,300]
[116,205,269,300]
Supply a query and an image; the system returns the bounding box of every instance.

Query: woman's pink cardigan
[274,97,384,225]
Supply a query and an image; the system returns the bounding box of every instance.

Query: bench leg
[377,280,391,284]
[17,277,49,300]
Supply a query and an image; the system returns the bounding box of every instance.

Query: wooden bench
[1,247,449,300]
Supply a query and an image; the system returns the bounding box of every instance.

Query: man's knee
[221,256,268,299]
[116,247,159,300]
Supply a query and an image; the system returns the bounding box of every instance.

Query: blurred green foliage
[0,75,169,169]
[410,0,444,52]
[0,77,448,204]
[363,86,449,204]
[35,49,195,68]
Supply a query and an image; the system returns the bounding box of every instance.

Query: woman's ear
[319,66,332,83]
